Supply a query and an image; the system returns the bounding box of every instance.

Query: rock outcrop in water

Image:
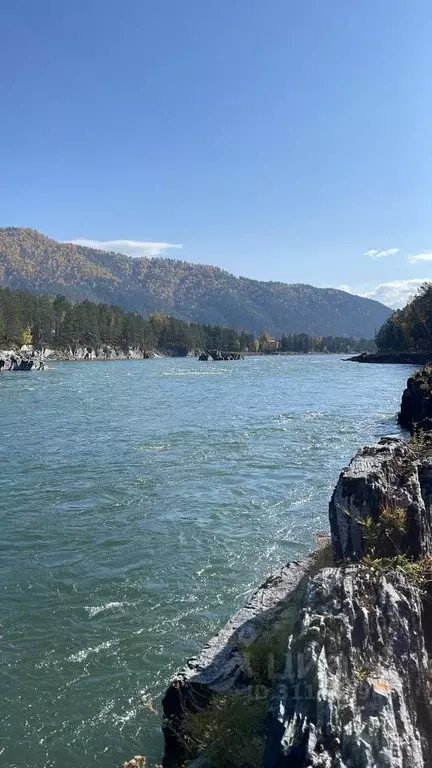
[0,351,45,371]
[124,367,432,768]
[198,350,244,361]
[398,365,432,433]
[1,343,244,366]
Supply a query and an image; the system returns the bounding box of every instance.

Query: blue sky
[2,0,432,307]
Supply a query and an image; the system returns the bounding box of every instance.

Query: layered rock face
[265,567,432,768]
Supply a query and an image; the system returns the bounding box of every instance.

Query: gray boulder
[329,438,432,561]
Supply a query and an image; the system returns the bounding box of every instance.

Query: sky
[2,0,432,308]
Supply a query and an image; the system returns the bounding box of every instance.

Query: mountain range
[0,228,391,338]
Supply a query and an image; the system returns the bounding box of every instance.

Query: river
[0,355,412,767]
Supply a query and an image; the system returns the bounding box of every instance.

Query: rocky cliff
[265,567,432,768]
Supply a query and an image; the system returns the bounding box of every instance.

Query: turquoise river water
[0,356,413,767]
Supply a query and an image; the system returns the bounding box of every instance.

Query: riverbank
[0,346,166,368]
[349,351,432,364]
[139,365,432,768]
[1,346,380,369]
[0,345,247,366]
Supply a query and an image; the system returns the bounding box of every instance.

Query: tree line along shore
[352,283,432,363]
[0,287,374,359]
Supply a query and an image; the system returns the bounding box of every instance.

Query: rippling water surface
[0,356,413,766]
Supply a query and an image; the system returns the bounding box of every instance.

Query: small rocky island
[124,366,432,768]
[198,350,244,361]
[0,351,45,371]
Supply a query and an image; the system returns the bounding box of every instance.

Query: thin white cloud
[335,284,353,293]
[361,278,432,308]
[364,248,399,259]
[66,238,183,258]
[408,252,432,264]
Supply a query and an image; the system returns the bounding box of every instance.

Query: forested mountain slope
[0,228,391,337]
[376,282,432,352]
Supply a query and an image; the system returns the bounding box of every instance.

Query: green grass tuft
[183,692,268,768]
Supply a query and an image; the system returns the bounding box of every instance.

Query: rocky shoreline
[128,366,432,768]
[0,345,156,369]
[349,351,432,364]
[0,346,246,369]
[0,351,46,371]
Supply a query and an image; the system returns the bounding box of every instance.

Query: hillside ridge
[0,227,391,337]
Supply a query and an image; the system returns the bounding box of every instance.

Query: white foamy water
[68,640,120,663]
[85,602,130,618]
